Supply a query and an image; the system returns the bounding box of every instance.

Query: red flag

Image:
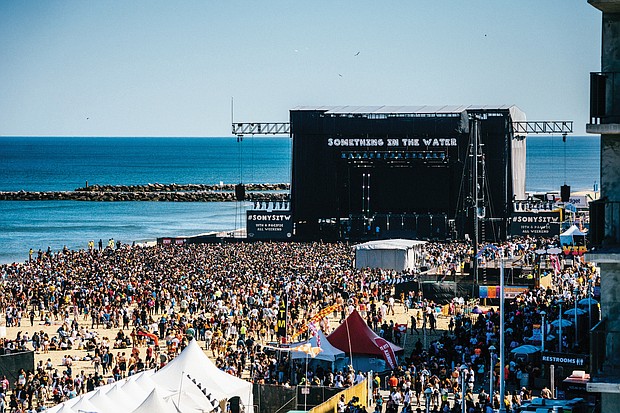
[394,323,407,333]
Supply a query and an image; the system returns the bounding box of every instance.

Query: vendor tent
[327,310,403,372]
[560,225,587,255]
[354,239,426,271]
[291,330,347,372]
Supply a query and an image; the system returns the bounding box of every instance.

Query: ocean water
[526,135,600,193]
[0,135,599,264]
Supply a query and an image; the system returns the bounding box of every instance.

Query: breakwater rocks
[74,183,290,192]
[0,183,290,202]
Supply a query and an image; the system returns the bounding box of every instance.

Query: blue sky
[0,1,601,137]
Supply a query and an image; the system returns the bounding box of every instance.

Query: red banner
[374,337,397,369]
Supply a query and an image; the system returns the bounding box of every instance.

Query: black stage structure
[289,106,528,242]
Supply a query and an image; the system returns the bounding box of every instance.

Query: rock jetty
[74,183,289,192]
[0,183,290,202]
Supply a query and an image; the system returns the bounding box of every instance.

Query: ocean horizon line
[0,134,595,139]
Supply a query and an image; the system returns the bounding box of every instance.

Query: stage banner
[247,211,293,240]
[479,285,529,299]
[510,212,561,237]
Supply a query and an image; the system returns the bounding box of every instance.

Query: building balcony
[589,72,620,134]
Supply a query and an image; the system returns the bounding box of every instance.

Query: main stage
[289,105,527,241]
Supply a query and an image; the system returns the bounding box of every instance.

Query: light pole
[540,311,546,354]
[499,253,506,413]
[588,279,593,332]
[574,287,579,349]
[557,300,564,353]
[460,364,469,413]
[424,386,433,413]
[489,345,496,399]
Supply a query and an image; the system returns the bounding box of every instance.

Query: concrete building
[586,1,620,411]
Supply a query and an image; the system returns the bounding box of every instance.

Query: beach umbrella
[564,308,587,317]
[525,334,557,343]
[578,297,599,307]
[510,344,540,354]
[551,319,573,328]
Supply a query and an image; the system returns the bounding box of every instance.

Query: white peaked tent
[70,396,100,413]
[105,384,135,410]
[88,388,118,412]
[55,405,77,413]
[560,225,587,250]
[153,339,253,411]
[290,330,347,371]
[354,239,426,271]
[45,339,253,413]
[131,388,179,413]
[291,330,345,362]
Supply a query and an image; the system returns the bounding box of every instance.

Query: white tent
[290,330,345,363]
[152,339,253,411]
[131,388,179,413]
[354,239,426,271]
[55,405,78,413]
[560,225,587,254]
[45,339,252,413]
[104,383,136,411]
[87,388,118,412]
[290,330,347,372]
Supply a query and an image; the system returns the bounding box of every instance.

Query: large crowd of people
[0,237,600,412]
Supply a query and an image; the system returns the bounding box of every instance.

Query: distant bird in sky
[354,51,360,56]
[338,74,343,77]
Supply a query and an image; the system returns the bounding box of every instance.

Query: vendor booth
[354,239,426,271]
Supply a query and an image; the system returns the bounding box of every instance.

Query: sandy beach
[3,297,452,382]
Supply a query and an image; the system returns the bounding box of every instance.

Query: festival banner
[291,304,340,341]
[276,294,287,338]
[479,285,529,299]
[247,211,293,240]
[308,322,321,348]
[373,337,397,369]
[510,212,561,237]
